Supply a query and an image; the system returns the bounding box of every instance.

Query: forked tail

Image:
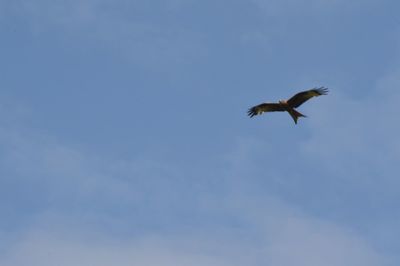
[287,109,306,124]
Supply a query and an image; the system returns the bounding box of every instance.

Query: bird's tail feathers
[288,109,306,124]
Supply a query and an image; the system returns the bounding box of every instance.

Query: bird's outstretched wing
[287,87,328,108]
[247,103,285,118]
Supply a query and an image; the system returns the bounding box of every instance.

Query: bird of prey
[247,87,328,124]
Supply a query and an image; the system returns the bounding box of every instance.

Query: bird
[247,87,328,124]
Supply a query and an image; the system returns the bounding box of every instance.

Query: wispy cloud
[302,69,400,187]
[0,98,392,265]
[10,0,204,68]
[0,199,389,266]
[251,0,377,17]
[2,0,400,264]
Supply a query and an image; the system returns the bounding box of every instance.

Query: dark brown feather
[287,87,328,108]
[247,103,285,118]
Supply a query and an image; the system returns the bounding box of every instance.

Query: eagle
[247,87,328,124]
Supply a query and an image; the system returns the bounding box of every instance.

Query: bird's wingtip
[247,107,256,118]
[315,86,329,95]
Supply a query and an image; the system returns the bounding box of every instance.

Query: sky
[1,0,400,265]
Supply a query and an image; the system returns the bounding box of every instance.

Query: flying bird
[247,87,328,124]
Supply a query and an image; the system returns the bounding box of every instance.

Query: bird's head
[278,100,287,105]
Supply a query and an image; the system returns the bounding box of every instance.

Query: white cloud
[0,201,389,266]
[0,231,236,266]
[263,216,384,266]
[252,0,377,17]
[0,98,391,266]
[10,0,204,68]
[301,70,400,184]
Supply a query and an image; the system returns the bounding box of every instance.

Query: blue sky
[1,0,400,265]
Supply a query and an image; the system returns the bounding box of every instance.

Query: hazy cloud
[302,69,400,186]
[0,98,391,265]
[9,0,205,68]
[0,202,388,266]
[2,2,400,263]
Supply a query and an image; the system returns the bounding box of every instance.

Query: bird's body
[247,87,328,124]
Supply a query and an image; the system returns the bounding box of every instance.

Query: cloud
[3,1,400,264]
[0,125,196,226]
[10,0,204,68]
[0,231,235,266]
[263,217,383,266]
[0,201,389,266]
[302,69,400,187]
[251,0,377,17]
[0,98,391,265]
